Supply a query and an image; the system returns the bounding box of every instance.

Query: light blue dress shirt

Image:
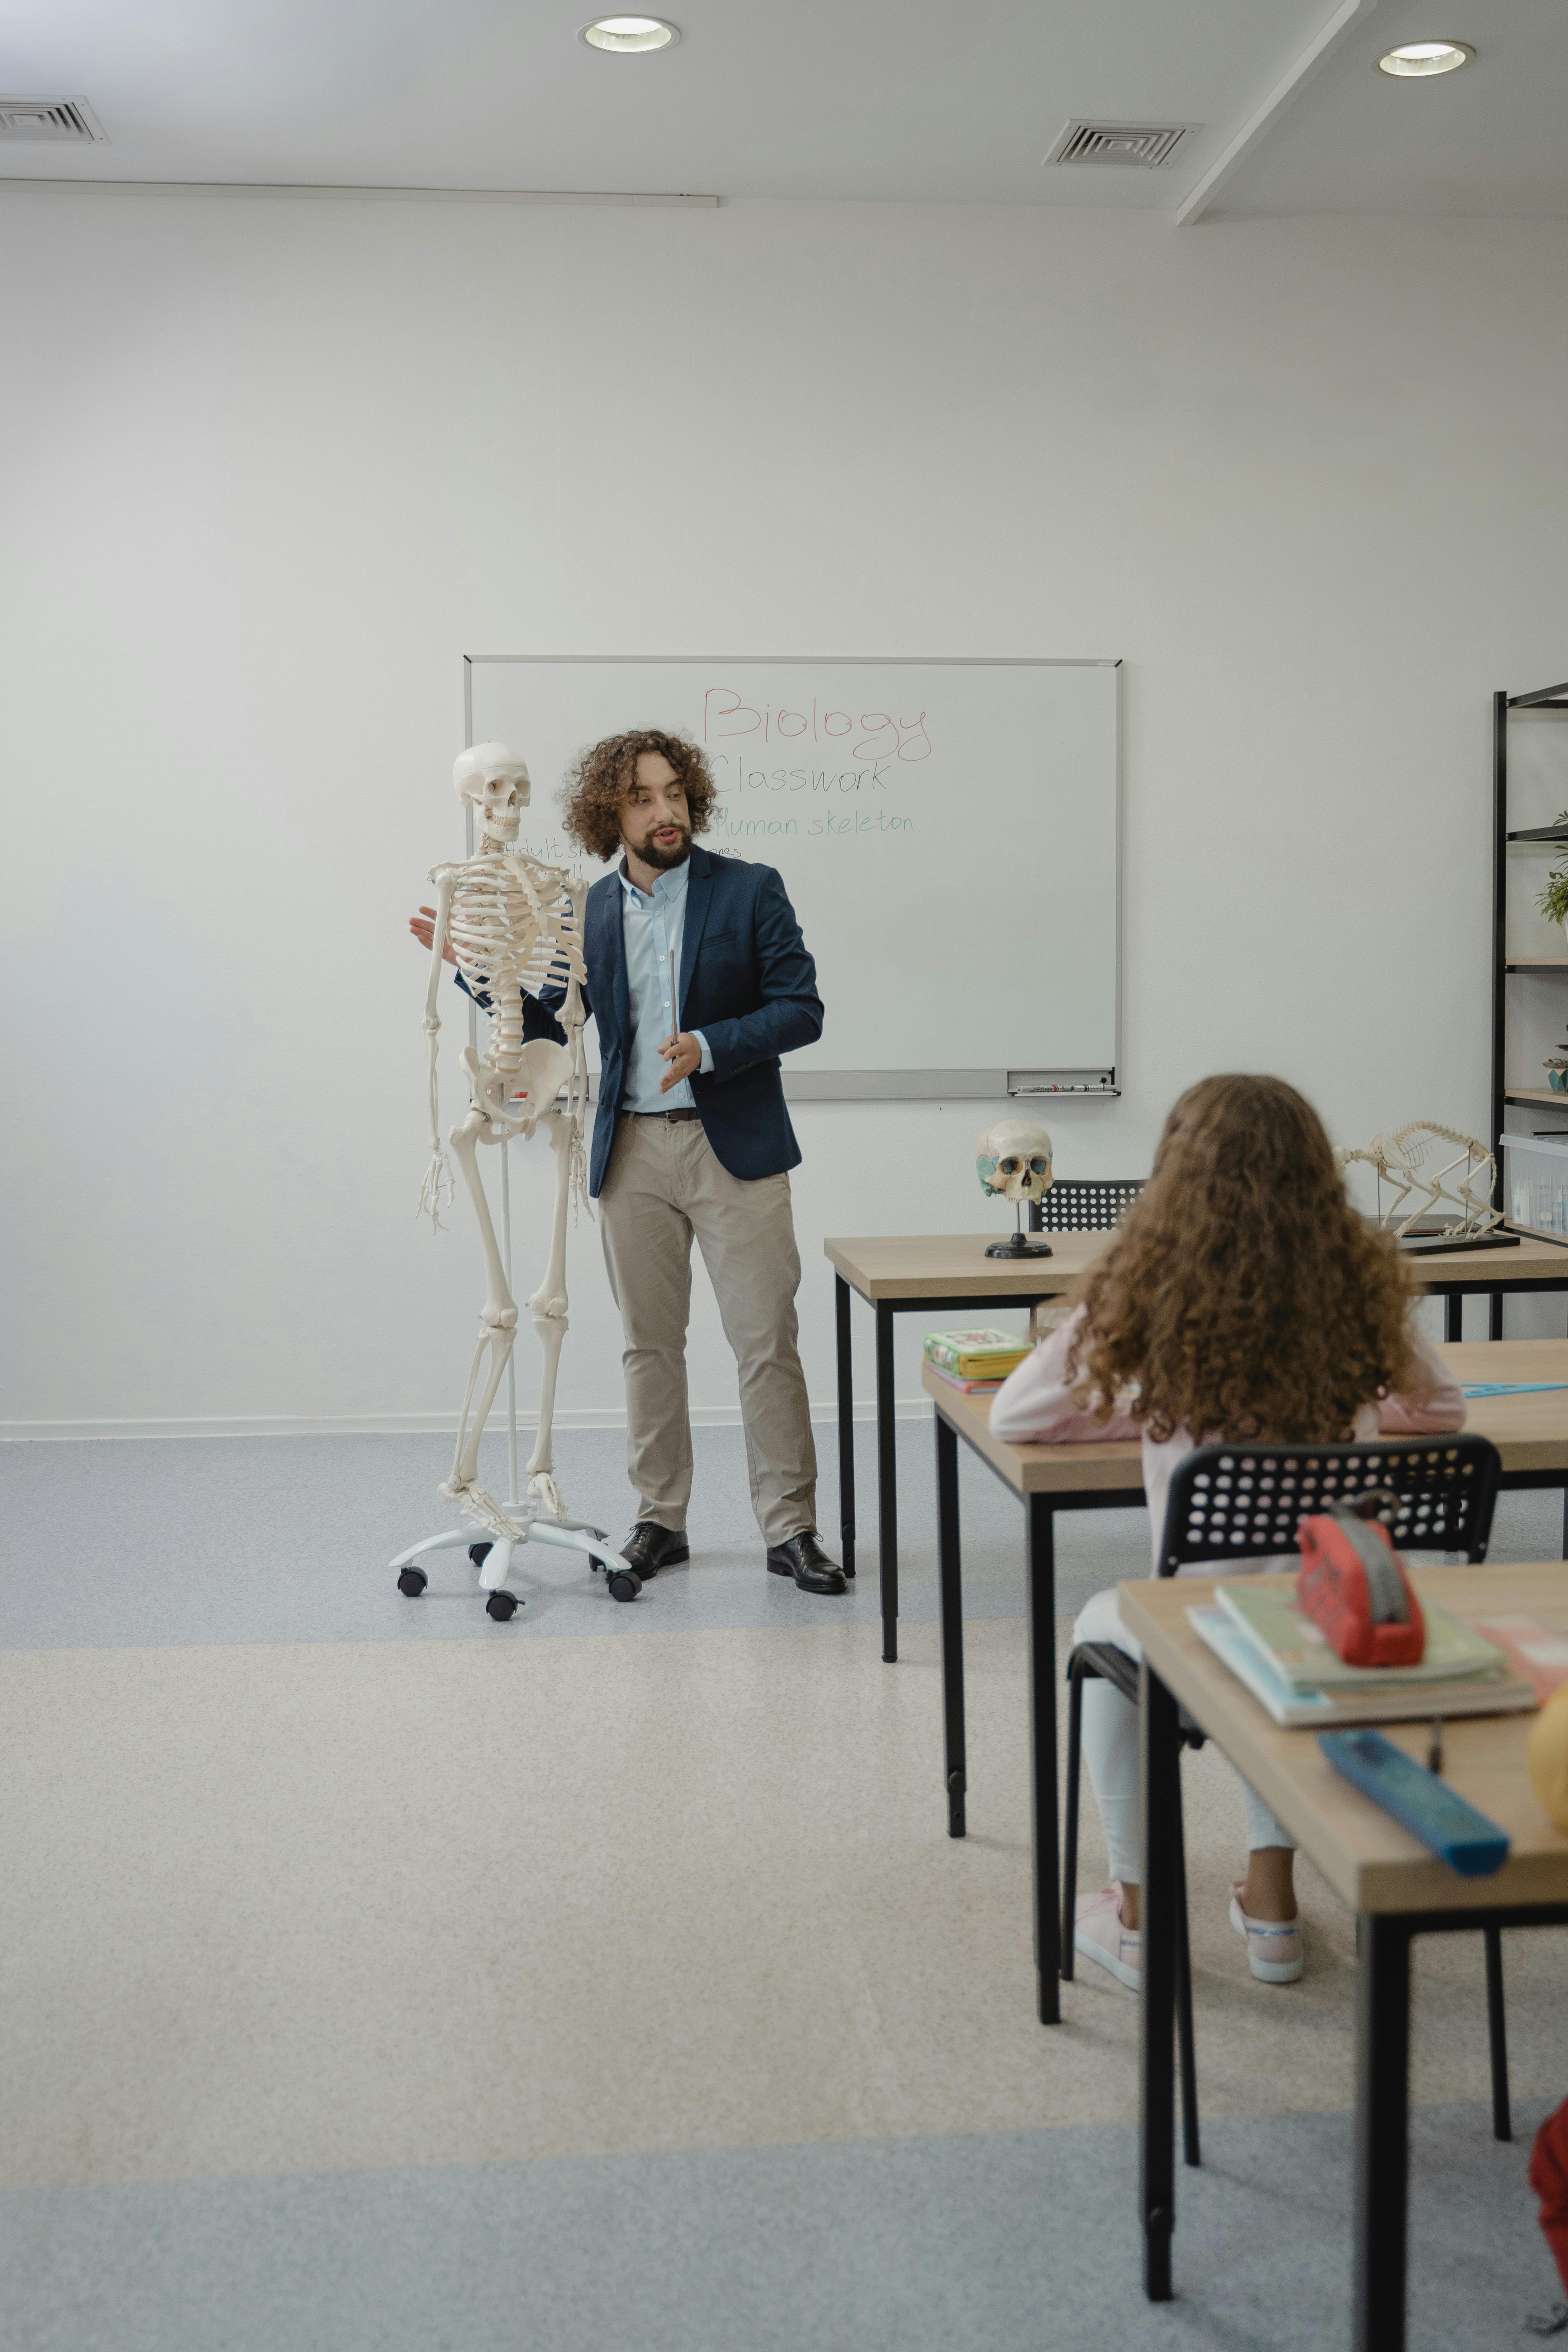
[618,859,713,1113]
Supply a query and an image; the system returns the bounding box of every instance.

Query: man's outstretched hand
[658,1033,703,1092]
[409,905,456,965]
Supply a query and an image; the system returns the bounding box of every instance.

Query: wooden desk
[826,1233,1099,1661]
[1121,1565,1568,2351]
[921,1339,1568,2032]
[827,1231,1568,1667]
[922,1357,1143,2025]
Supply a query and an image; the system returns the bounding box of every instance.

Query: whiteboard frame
[463,653,1122,1103]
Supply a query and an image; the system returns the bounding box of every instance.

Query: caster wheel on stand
[606,1569,643,1604]
[397,1567,428,1598]
[485,1590,519,1621]
[469,1543,493,1567]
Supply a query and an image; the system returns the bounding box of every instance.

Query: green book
[1215,1581,1508,1692]
[923,1327,1031,1379]
[1188,1605,1534,1730]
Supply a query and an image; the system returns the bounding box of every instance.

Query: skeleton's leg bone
[525,1111,574,1513]
[441,1110,525,1536]
[500,1136,519,1510]
[447,1325,492,1493]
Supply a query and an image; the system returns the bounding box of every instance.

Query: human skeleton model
[1335,1122,1504,1240]
[976,1117,1055,1258]
[390,743,637,1615]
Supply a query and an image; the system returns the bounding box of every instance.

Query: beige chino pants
[597,1113,817,1546]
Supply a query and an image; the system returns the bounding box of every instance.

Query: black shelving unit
[1491,677,1568,1260]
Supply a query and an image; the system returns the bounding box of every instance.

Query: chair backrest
[1029,1177,1146,1234]
[1156,1436,1502,1576]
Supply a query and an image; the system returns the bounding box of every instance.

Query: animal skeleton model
[390,743,637,1616]
[1335,1122,1503,1240]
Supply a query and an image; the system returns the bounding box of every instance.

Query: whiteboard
[466,656,1120,1100]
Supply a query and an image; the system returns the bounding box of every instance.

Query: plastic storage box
[1502,1130,1568,1241]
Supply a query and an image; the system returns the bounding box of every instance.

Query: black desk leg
[1485,1925,1511,2142]
[835,1275,855,1581]
[935,1416,966,1838]
[876,1304,898,1663]
[1025,1497,1062,2023]
[1139,1660,1180,2301]
[1353,1915,1411,2352]
[1444,1293,1463,1343]
[1489,1289,1503,1341]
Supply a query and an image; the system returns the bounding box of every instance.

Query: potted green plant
[1539,815,1568,930]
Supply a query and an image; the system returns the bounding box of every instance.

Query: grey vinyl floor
[4,2105,1562,2352]
[4,1421,1566,1651]
[3,1424,1566,2352]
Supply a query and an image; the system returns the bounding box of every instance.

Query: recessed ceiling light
[580,15,680,51]
[1376,40,1474,77]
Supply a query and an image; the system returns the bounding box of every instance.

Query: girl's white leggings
[1074,1585,1294,1887]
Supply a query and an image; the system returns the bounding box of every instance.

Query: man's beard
[635,825,693,871]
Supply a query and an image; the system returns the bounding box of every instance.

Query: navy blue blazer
[461,845,823,1197]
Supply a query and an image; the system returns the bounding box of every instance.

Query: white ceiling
[2,0,1565,216]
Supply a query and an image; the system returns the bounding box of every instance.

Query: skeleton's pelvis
[460,1037,573,1133]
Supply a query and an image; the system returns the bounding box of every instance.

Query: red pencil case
[1296,1501,1426,1669]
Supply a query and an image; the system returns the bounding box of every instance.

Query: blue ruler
[1319,1730,1510,1876]
[1460,1382,1568,1398]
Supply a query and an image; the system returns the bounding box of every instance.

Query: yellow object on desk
[1529,1688,1568,1831]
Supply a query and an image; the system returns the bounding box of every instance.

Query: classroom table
[825,1232,1099,1661]
[921,1336,1568,2031]
[827,1230,1568,1669]
[1122,1563,1568,2352]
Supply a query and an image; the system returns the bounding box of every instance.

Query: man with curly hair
[410,728,846,1596]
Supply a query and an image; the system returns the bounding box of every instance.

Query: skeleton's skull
[453,741,531,845]
[977,1119,1054,1205]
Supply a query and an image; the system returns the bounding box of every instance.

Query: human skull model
[977,1119,1053,1204]
[453,741,531,846]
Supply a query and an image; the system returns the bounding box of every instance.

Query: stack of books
[1188,1582,1539,1727]
[923,1327,1033,1395]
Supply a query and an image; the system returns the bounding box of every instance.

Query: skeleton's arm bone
[418,874,458,1229]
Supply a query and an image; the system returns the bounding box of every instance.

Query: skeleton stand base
[389,1503,639,1619]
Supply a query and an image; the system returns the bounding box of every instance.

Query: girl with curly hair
[990,1073,1465,1992]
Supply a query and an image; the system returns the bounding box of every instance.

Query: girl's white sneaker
[1074,1883,1142,1990]
[1229,1884,1304,1983]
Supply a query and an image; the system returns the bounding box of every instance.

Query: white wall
[4,190,1567,1435]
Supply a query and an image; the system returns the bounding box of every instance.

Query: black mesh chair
[1061,1434,1506,2167]
[1028,1177,1145,1234]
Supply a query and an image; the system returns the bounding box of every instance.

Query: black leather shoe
[765,1531,848,1595]
[620,1523,689,1580]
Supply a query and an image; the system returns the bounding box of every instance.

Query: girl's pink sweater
[989,1307,1466,1577]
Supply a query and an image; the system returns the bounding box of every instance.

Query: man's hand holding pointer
[658,1033,703,1093]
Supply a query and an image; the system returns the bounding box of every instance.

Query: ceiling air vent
[0,97,108,143]
[1045,120,1190,169]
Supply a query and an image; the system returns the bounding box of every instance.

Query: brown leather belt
[628,1107,701,1124]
